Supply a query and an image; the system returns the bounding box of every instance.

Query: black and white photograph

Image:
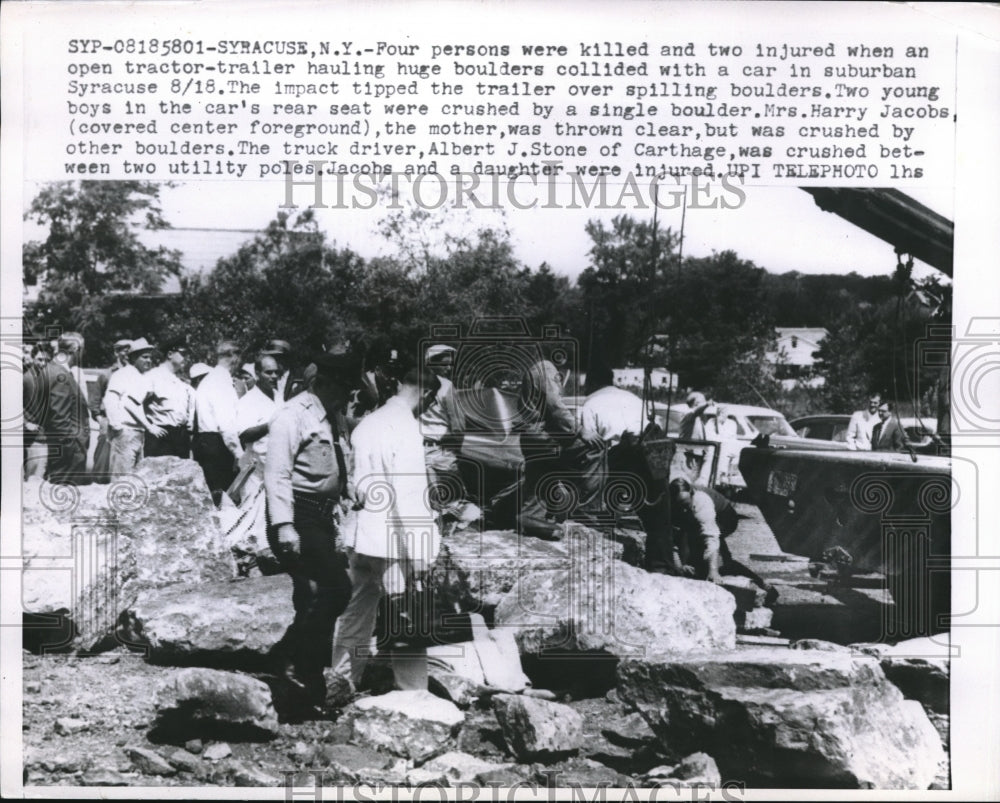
[2,1,998,799]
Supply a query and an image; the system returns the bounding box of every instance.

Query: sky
[20,178,953,299]
[129,179,953,286]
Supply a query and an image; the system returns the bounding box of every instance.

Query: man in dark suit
[872,402,913,454]
[35,333,91,484]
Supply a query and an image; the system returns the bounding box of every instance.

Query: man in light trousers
[333,364,441,692]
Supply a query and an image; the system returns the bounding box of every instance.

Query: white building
[613,367,677,390]
[767,327,828,389]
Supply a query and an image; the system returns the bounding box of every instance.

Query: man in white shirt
[144,337,195,459]
[104,337,164,475]
[261,339,295,400]
[194,340,244,505]
[845,392,882,450]
[333,364,441,692]
[679,391,713,440]
[580,364,647,445]
[224,355,283,563]
[236,355,281,460]
[700,404,739,441]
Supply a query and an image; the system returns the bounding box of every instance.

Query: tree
[667,250,779,400]
[522,262,583,343]
[23,181,183,363]
[812,306,875,413]
[578,215,679,369]
[813,268,948,416]
[374,198,538,344]
[172,209,367,362]
[577,218,783,400]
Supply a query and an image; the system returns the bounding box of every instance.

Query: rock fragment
[491,694,584,760]
[167,748,201,773]
[341,690,464,763]
[156,667,279,736]
[120,575,293,668]
[202,742,233,761]
[228,759,283,786]
[495,560,735,658]
[53,717,88,736]
[126,746,176,776]
[421,751,514,784]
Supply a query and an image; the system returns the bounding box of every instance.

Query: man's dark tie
[872,423,883,448]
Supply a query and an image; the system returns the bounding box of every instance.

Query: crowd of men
[23,333,775,716]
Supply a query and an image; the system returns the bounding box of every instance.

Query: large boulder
[494,558,736,659]
[436,528,616,611]
[491,694,583,760]
[22,458,237,649]
[863,637,949,716]
[155,667,279,737]
[618,647,945,789]
[341,690,465,763]
[119,574,293,668]
[767,576,894,644]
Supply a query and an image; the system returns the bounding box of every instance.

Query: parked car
[789,414,851,444]
[789,413,943,454]
[646,401,844,492]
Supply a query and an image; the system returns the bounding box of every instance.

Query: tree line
[23,181,950,417]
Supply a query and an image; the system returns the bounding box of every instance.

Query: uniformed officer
[263,352,356,710]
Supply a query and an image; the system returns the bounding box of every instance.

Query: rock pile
[19,456,951,791]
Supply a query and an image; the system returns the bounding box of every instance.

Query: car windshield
[747,414,796,437]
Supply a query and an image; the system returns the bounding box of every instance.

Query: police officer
[264,352,355,710]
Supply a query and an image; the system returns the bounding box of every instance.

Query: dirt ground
[21,650,673,788]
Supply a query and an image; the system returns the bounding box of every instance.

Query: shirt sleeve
[103,371,125,429]
[845,412,862,450]
[389,423,440,564]
[441,382,465,432]
[121,372,151,426]
[263,407,299,527]
[579,403,601,440]
[23,370,41,425]
[235,394,255,435]
[691,491,721,563]
[892,420,911,452]
[539,361,577,435]
[351,420,380,509]
[217,378,244,458]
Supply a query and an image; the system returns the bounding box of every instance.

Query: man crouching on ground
[264,353,355,712]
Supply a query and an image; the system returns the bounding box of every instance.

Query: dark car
[789,414,851,444]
